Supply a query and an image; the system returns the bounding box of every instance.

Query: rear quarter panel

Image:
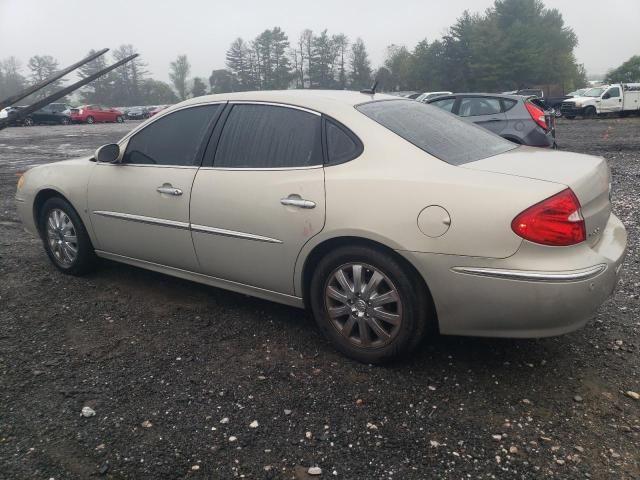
[293,107,564,294]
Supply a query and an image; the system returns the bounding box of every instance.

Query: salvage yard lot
[0,119,638,479]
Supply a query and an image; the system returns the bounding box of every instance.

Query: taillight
[525,101,547,130]
[511,188,586,246]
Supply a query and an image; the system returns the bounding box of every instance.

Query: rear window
[356,99,517,165]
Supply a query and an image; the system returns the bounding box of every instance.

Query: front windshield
[584,88,604,97]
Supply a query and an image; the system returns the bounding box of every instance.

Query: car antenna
[360,80,379,95]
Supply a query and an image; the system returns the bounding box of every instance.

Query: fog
[1,0,638,81]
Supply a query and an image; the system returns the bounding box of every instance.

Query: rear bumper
[401,214,627,338]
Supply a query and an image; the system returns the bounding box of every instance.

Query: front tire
[310,245,431,364]
[39,197,96,275]
[86,116,95,124]
[583,106,597,119]
[116,115,124,123]
[23,117,35,126]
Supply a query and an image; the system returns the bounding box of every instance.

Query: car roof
[427,93,525,101]
[178,90,399,113]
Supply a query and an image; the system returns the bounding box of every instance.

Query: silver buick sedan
[15,90,627,363]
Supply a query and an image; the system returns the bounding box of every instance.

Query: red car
[146,105,169,117]
[70,105,124,124]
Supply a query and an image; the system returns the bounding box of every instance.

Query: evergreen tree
[191,77,207,97]
[170,55,191,100]
[606,55,640,83]
[78,50,115,104]
[349,38,372,90]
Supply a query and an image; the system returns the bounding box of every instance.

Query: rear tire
[39,197,96,276]
[86,116,95,124]
[565,115,576,120]
[310,245,432,364]
[60,117,70,125]
[116,115,124,123]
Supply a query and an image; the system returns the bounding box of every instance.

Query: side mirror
[95,143,120,163]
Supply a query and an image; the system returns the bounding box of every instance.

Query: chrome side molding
[92,210,190,230]
[191,224,282,244]
[451,264,607,282]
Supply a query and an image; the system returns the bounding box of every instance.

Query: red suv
[70,105,124,124]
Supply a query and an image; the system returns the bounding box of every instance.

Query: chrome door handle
[280,196,316,209]
[156,185,183,196]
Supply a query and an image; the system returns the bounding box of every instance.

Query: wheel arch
[33,188,73,238]
[298,235,438,329]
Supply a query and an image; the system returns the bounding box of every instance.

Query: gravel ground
[0,118,638,480]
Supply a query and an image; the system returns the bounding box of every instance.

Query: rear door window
[214,104,322,168]
[501,99,517,112]
[357,99,517,166]
[123,104,220,166]
[429,97,456,112]
[325,120,362,165]
[458,97,502,117]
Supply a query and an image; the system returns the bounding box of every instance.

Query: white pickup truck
[560,83,640,118]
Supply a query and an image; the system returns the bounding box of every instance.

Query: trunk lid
[464,147,611,246]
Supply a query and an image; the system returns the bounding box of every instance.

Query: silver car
[15,91,627,363]
[427,93,556,148]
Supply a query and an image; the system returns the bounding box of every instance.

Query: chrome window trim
[451,264,607,282]
[228,100,321,116]
[117,101,228,144]
[92,211,190,230]
[191,224,282,244]
[198,165,323,172]
[95,163,198,170]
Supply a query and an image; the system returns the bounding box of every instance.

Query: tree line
[2,0,639,108]
[0,46,179,107]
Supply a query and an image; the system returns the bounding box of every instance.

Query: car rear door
[457,97,506,135]
[87,104,223,270]
[189,102,326,296]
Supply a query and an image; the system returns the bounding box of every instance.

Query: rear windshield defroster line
[356,99,517,165]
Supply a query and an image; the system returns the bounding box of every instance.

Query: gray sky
[1,0,638,83]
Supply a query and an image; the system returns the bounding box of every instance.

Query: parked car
[0,106,25,126]
[126,106,151,120]
[427,93,556,147]
[560,83,640,119]
[1,104,71,126]
[70,105,124,124]
[416,91,453,102]
[15,91,626,363]
[27,103,72,125]
[147,105,169,117]
[515,88,544,98]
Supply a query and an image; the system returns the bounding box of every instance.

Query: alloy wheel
[46,208,79,267]
[324,263,402,348]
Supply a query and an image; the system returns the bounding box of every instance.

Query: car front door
[87,104,223,270]
[189,103,326,295]
[457,97,506,135]
[600,87,622,113]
